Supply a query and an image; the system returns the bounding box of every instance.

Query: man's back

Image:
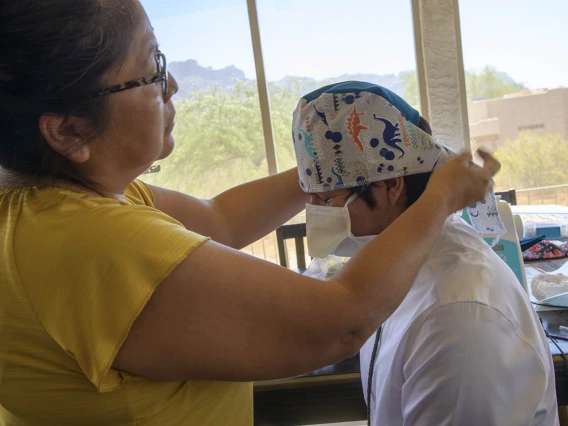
[360,214,559,426]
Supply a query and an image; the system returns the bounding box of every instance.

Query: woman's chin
[158,135,175,160]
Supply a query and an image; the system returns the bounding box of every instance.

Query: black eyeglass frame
[84,51,168,99]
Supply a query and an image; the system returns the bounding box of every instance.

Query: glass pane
[257,0,418,266]
[460,0,568,206]
[259,0,419,175]
[140,0,278,262]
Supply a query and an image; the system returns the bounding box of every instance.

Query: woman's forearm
[211,168,310,249]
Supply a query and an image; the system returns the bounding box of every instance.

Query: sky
[141,0,567,89]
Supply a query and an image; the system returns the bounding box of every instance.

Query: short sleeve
[15,194,209,392]
[125,179,156,207]
[401,303,552,426]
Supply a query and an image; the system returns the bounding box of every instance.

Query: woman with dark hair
[0,1,499,424]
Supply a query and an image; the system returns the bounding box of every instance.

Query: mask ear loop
[343,184,372,238]
[347,183,371,206]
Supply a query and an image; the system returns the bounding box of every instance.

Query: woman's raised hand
[426,150,501,214]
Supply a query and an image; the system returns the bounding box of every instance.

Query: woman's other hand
[426,150,501,214]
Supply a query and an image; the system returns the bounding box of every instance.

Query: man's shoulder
[426,214,521,303]
[409,215,538,350]
[410,300,551,371]
[414,217,550,362]
[431,214,493,259]
[383,217,519,337]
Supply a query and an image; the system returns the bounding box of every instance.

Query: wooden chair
[495,189,517,205]
[276,223,307,269]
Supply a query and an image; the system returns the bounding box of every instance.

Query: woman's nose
[165,72,179,101]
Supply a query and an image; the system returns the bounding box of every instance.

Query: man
[292,81,558,425]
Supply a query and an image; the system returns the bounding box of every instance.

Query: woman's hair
[352,115,433,209]
[0,0,140,184]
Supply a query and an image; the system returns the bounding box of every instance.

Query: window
[139,1,536,264]
[257,0,420,175]
[139,0,278,261]
[460,0,568,205]
[256,0,418,266]
[139,0,420,267]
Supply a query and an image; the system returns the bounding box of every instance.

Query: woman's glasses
[85,50,168,99]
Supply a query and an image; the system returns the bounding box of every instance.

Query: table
[254,265,568,426]
[254,355,365,425]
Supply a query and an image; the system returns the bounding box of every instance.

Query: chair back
[276,223,307,269]
[495,189,517,205]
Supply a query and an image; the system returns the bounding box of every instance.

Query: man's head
[309,116,433,237]
[292,81,445,257]
[293,81,504,257]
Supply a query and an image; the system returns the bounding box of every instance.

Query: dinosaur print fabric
[292,81,505,235]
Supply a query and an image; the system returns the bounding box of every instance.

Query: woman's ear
[385,177,405,205]
[38,113,91,164]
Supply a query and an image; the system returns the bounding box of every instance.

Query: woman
[0,1,499,425]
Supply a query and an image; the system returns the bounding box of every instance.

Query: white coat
[360,214,559,426]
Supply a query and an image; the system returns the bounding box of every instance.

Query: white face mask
[306,192,377,258]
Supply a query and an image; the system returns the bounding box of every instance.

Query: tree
[466,66,526,100]
[400,71,419,107]
[493,132,568,190]
[140,67,530,200]
[141,81,299,199]
[399,66,526,104]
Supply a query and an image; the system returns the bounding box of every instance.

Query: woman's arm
[148,168,308,249]
[112,153,499,382]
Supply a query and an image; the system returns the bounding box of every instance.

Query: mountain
[169,59,527,104]
[169,59,407,98]
[168,60,248,98]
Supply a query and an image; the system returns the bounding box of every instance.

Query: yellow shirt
[0,180,252,425]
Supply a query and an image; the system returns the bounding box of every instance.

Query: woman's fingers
[424,150,502,214]
[477,149,501,177]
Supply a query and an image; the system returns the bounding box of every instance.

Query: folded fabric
[523,240,568,261]
[519,236,546,252]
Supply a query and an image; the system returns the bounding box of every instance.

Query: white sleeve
[401,302,553,426]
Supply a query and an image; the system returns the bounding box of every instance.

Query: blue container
[535,225,562,240]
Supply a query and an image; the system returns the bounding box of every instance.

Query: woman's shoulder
[124,179,156,207]
[3,180,209,282]
[2,181,205,251]
[0,179,156,213]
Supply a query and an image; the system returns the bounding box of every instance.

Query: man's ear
[38,113,91,164]
[384,177,405,205]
